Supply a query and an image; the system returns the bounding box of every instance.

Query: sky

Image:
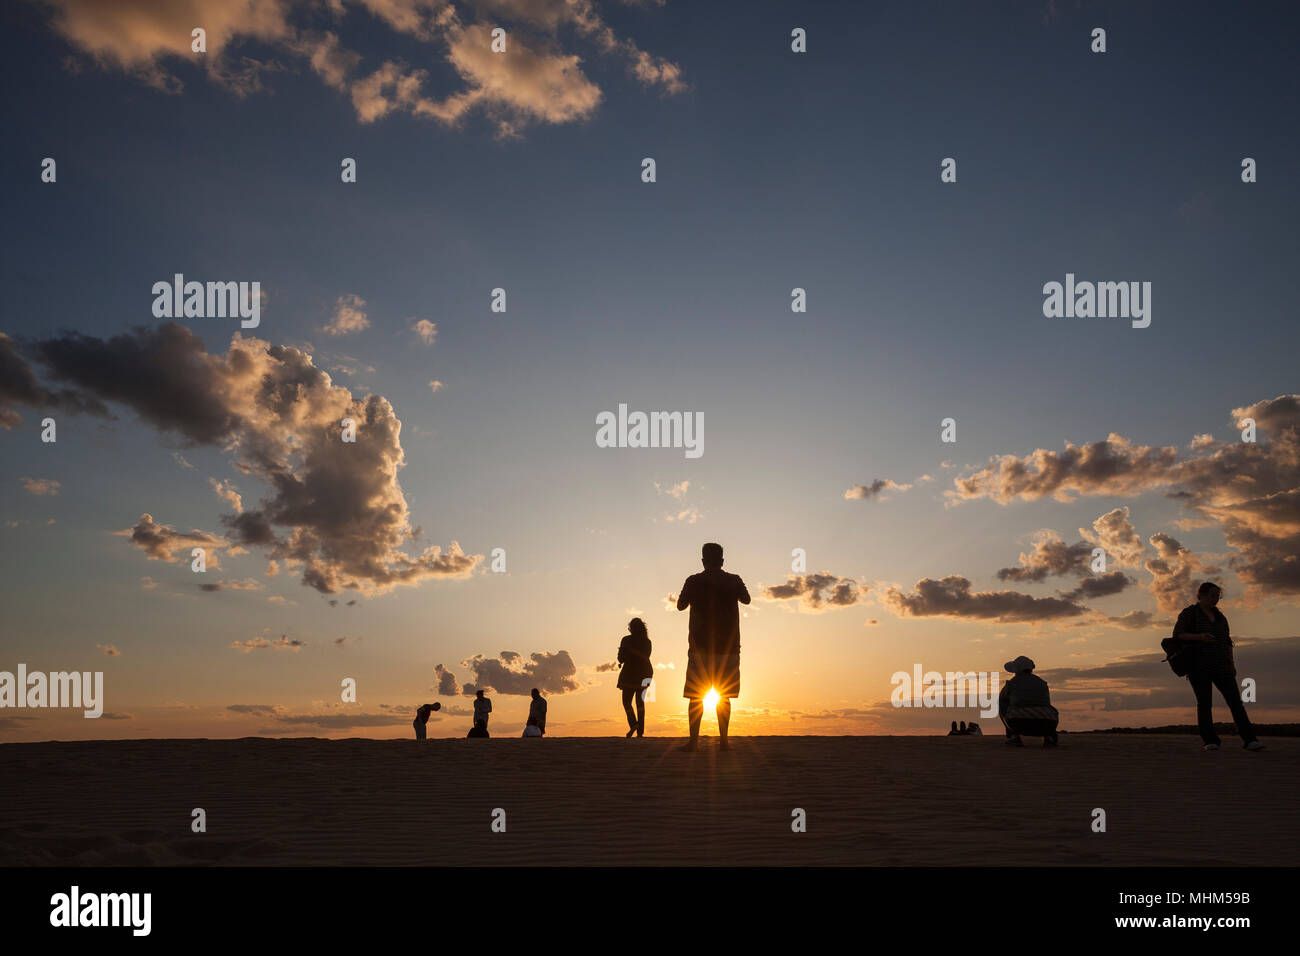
[2,0,1299,741]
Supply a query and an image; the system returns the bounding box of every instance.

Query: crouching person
[999,656,1059,748]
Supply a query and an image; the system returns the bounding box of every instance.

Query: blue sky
[2,0,1298,739]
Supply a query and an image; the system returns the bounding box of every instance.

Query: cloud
[880,575,1088,623]
[844,479,912,501]
[38,0,295,93]
[428,380,444,393]
[1145,533,1213,614]
[1080,506,1146,569]
[461,650,579,695]
[116,513,226,565]
[209,477,243,512]
[1061,570,1133,601]
[654,480,689,499]
[23,323,480,596]
[100,712,133,720]
[1107,610,1154,630]
[996,532,1092,582]
[20,477,61,496]
[763,572,865,610]
[198,577,265,592]
[36,0,683,137]
[231,634,306,652]
[434,663,461,695]
[594,660,618,672]
[412,319,437,345]
[323,294,370,336]
[948,395,1300,599]
[0,331,107,428]
[227,703,284,715]
[96,643,121,656]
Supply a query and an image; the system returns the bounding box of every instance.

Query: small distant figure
[467,719,490,739]
[413,701,441,739]
[967,721,982,736]
[617,617,653,738]
[1172,581,1263,752]
[677,542,751,751]
[947,720,959,736]
[473,689,492,730]
[958,720,968,735]
[528,687,547,736]
[998,656,1059,747]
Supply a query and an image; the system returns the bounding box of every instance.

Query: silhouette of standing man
[677,542,750,751]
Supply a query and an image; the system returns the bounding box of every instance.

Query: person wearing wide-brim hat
[998,656,1059,747]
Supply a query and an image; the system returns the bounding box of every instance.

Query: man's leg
[717,698,731,748]
[999,715,1023,746]
[679,699,703,750]
[1211,671,1257,745]
[1189,671,1220,745]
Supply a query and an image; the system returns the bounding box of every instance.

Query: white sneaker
[1244,740,1265,752]
[1203,743,1220,751]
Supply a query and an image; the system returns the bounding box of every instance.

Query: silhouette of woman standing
[617,618,654,738]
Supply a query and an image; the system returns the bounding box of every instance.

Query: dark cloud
[118,512,226,564]
[1107,610,1155,630]
[23,324,480,596]
[997,534,1092,582]
[0,331,108,428]
[762,572,865,610]
[1062,570,1133,601]
[461,650,579,696]
[881,575,1088,623]
[227,704,281,715]
[434,663,460,696]
[594,661,618,672]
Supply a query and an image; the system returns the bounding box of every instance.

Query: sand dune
[1,734,1293,866]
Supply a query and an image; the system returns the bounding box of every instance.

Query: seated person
[947,720,960,736]
[958,720,968,734]
[966,721,982,736]
[467,719,490,739]
[522,717,543,738]
[999,656,1059,747]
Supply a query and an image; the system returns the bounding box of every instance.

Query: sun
[702,688,720,713]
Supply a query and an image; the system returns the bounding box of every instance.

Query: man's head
[701,542,724,569]
[530,688,540,699]
[476,689,485,699]
[1197,581,1222,607]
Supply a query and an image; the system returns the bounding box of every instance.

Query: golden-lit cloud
[36,0,683,135]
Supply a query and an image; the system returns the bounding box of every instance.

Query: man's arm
[676,579,691,611]
[998,681,1010,716]
[736,577,751,605]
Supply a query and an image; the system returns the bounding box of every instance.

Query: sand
[1,734,1294,866]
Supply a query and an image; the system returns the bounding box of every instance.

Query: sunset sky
[2,0,1298,741]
